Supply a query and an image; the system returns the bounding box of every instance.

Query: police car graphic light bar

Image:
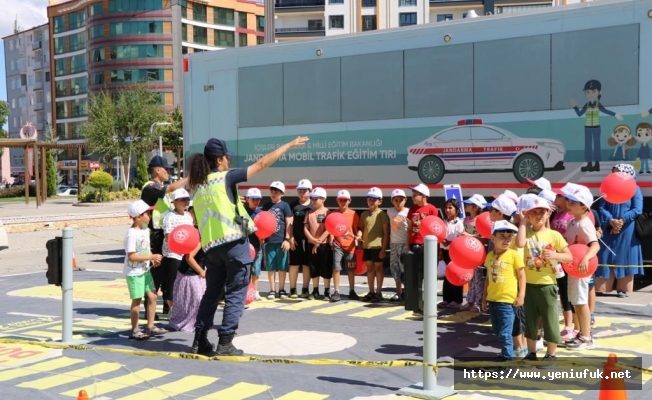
[457,119,483,126]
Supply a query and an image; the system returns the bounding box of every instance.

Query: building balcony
[32,41,42,51]
[429,0,482,5]
[36,122,45,131]
[20,85,27,93]
[34,61,43,70]
[275,27,326,37]
[275,0,325,12]
[34,102,44,111]
[33,81,43,91]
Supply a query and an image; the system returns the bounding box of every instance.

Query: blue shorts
[251,249,262,277]
[265,243,288,272]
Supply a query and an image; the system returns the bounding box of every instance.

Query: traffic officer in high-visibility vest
[141,155,189,318]
[188,136,308,356]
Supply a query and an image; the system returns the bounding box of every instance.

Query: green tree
[81,85,165,189]
[134,152,148,189]
[44,126,61,196]
[159,106,183,147]
[88,170,113,198]
[0,100,9,158]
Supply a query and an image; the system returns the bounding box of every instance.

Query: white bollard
[398,235,457,399]
[61,227,73,343]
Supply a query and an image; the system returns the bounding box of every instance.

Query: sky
[1,0,49,129]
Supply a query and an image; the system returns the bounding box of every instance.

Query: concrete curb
[72,201,133,207]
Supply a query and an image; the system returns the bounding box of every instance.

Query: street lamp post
[150,122,173,157]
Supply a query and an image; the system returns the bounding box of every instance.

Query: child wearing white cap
[333,189,361,300]
[161,188,193,312]
[356,187,390,302]
[262,181,293,299]
[387,189,409,302]
[304,187,332,300]
[288,179,314,299]
[244,188,263,301]
[460,194,487,312]
[516,195,573,363]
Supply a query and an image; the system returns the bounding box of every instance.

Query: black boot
[216,334,244,356]
[592,162,600,172]
[191,329,214,355]
[581,162,593,172]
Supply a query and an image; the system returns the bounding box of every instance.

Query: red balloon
[450,236,486,269]
[445,261,474,286]
[562,243,598,278]
[355,249,367,275]
[249,244,256,260]
[475,212,493,239]
[254,211,277,239]
[168,224,200,255]
[245,281,256,306]
[419,216,447,242]
[600,172,637,205]
[325,212,349,237]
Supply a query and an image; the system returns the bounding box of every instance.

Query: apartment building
[2,24,52,181]
[46,0,263,182]
[273,0,553,40]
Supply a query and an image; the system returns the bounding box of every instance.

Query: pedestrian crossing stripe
[0,357,83,382]
[17,361,122,389]
[60,368,171,397]
[117,375,219,400]
[195,382,269,399]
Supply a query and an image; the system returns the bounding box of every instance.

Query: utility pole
[264,0,275,44]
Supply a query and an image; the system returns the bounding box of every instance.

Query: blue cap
[148,155,172,170]
[205,138,234,157]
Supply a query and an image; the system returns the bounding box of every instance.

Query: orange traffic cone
[77,390,89,400]
[72,251,78,269]
[598,353,627,400]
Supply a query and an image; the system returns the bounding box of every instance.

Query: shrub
[0,185,36,199]
[88,170,113,198]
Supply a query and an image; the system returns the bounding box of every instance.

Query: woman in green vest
[187,136,308,356]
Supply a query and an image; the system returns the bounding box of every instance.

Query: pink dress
[463,216,484,304]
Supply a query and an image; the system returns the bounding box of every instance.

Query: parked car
[57,187,79,196]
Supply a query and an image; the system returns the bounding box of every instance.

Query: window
[109,0,163,12]
[193,26,207,45]
[110,69,165,82]
[69,32,87,52]
[362,16,376,31]
[55,59,66,76]
[471,127,505,140]
[69,10,86,30]
[45,72,50,82]
[399,0,416,5]
[53,16,65,34]
[362,0,376,7]
[399,12,417,26]
[329,15,344,29]
[182,46,189,54]
[54,37,66,55]
[193,3,207,22]
[329,0,343,3]
[91,48,105,62]
[214,7,234,26]
[182,24,187,41]
[90,3,103,16]
[56,102,69,119]
[437,14,453,21]
[11,99,15,108]
[109,45,163,59]
[9,60,15,71]
[92,72,105,85]
[257,36,264,45]
[256,16,264,32]
[70,55,86,74]
[435,127,471,141]
[239,33,248,47]
[109,21,163,35]
[182,3,187,18]
[91,25,104,38]
[56,80,68,97]
[238,12,247,29]
[215,30,234,47]
[71,99,87,118]
[308,20,323,30]
[28,75,35,86]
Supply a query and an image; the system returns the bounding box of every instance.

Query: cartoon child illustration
[635,122,652,174]
[642,108,651,118]
[608,124,636,161]
[571,80,624,172]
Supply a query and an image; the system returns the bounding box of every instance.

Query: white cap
[367,187,383,199]
[270,181,286,193]
[336,190,351,200]
[492,220,519,234]
[171,188,190,201]
[520,194,551,211]
[310,187,327,199]
[391,189,407,199]
[246,188,262,199]
[409,183,430,197]
[128,200,155,218]
[559,182,581,197]
[563,184,593,209]
[527,177,552,191]
[463,194,487,208]
[517,194,540,212]
[296,179,313,190]
[538,189,557,206]
[493,190,518,204]
[485,194,517,216]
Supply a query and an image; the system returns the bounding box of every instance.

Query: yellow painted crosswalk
[17,361,122,389]
[60,368,170,397]
[196,382,270,399]
[117,375,219,400]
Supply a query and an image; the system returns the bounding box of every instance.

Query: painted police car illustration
[407,119,566,184]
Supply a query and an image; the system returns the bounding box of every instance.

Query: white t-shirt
[564,215,598,246]
[443,218,465,249]
[387,207,409,244]
[162,210,194,260]
[123,228,151,277]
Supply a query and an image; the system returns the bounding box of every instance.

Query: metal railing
[276,27,325,32]
[275,0,325,7]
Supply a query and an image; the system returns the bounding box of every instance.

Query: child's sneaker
[437,301,449,308]
[348,290,360,300]
[560,326,577,341]
[514,348,528,358]
[459,303,472,311]
[300,288,310,299]
[537,354,557,369]
[447,301,460,308]
[309,290,319,300]
[254,291,262,301]
[566,335,595,350]
[330,291,341,302]
[523,352,538,362]
[267,291,276,300]
[279,290,288,299]
[389,293,401,302]
[361,292,374,302]
[289,288,298,299]
[471,304,482,313]
[323,289,331,301]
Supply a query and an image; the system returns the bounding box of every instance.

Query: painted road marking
[196,382,270,400]
[349,304,403,318]
[61,368,171,397]
[117,375,218,400]
[0,343,59,369]
[312,301,367,315]
[276,390,329,400]
[0,357,83,382]
[17,361,122,389]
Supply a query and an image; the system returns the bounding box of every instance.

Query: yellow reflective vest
[142,181,172,230]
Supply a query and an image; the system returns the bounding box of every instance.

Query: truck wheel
[513,154,543,183]
[418,156,445,184]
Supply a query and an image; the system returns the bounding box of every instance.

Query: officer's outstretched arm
[247,136,309,179]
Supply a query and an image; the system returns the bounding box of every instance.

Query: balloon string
[592,195,604,205]
[599,238,617,257]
